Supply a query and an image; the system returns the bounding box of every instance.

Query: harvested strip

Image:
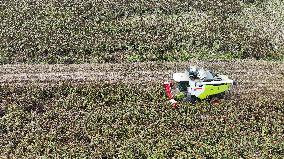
[0,60,283,101]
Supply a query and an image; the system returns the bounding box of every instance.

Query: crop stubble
[0,59,283,102]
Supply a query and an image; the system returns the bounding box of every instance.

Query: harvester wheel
[183,95,198,104]
[210,97,221,106]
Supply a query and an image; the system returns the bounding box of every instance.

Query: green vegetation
[0,83,283,158]
[1,0,284,158]
[1,0,284,64]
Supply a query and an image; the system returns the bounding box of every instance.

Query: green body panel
[198,84,231,100]
[175,92,186,101]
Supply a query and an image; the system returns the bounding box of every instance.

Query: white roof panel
[173,73,190,82]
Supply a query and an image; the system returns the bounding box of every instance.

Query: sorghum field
[0,60,284,158]
[1,0,284,158]
[1,0,284,64]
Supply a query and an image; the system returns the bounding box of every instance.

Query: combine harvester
[163,66,236,108]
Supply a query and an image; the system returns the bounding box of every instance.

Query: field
[1,60,284,158]
[1,0,284,158]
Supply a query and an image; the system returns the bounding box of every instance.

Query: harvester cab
[163,66,236,108]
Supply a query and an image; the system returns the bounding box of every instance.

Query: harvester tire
[183,95,198,104]
[210,97,221,106]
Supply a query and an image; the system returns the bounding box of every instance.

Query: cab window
[178,81,189,92]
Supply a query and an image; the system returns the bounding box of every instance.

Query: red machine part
[163,81,177,108]
[163,81,173,99]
